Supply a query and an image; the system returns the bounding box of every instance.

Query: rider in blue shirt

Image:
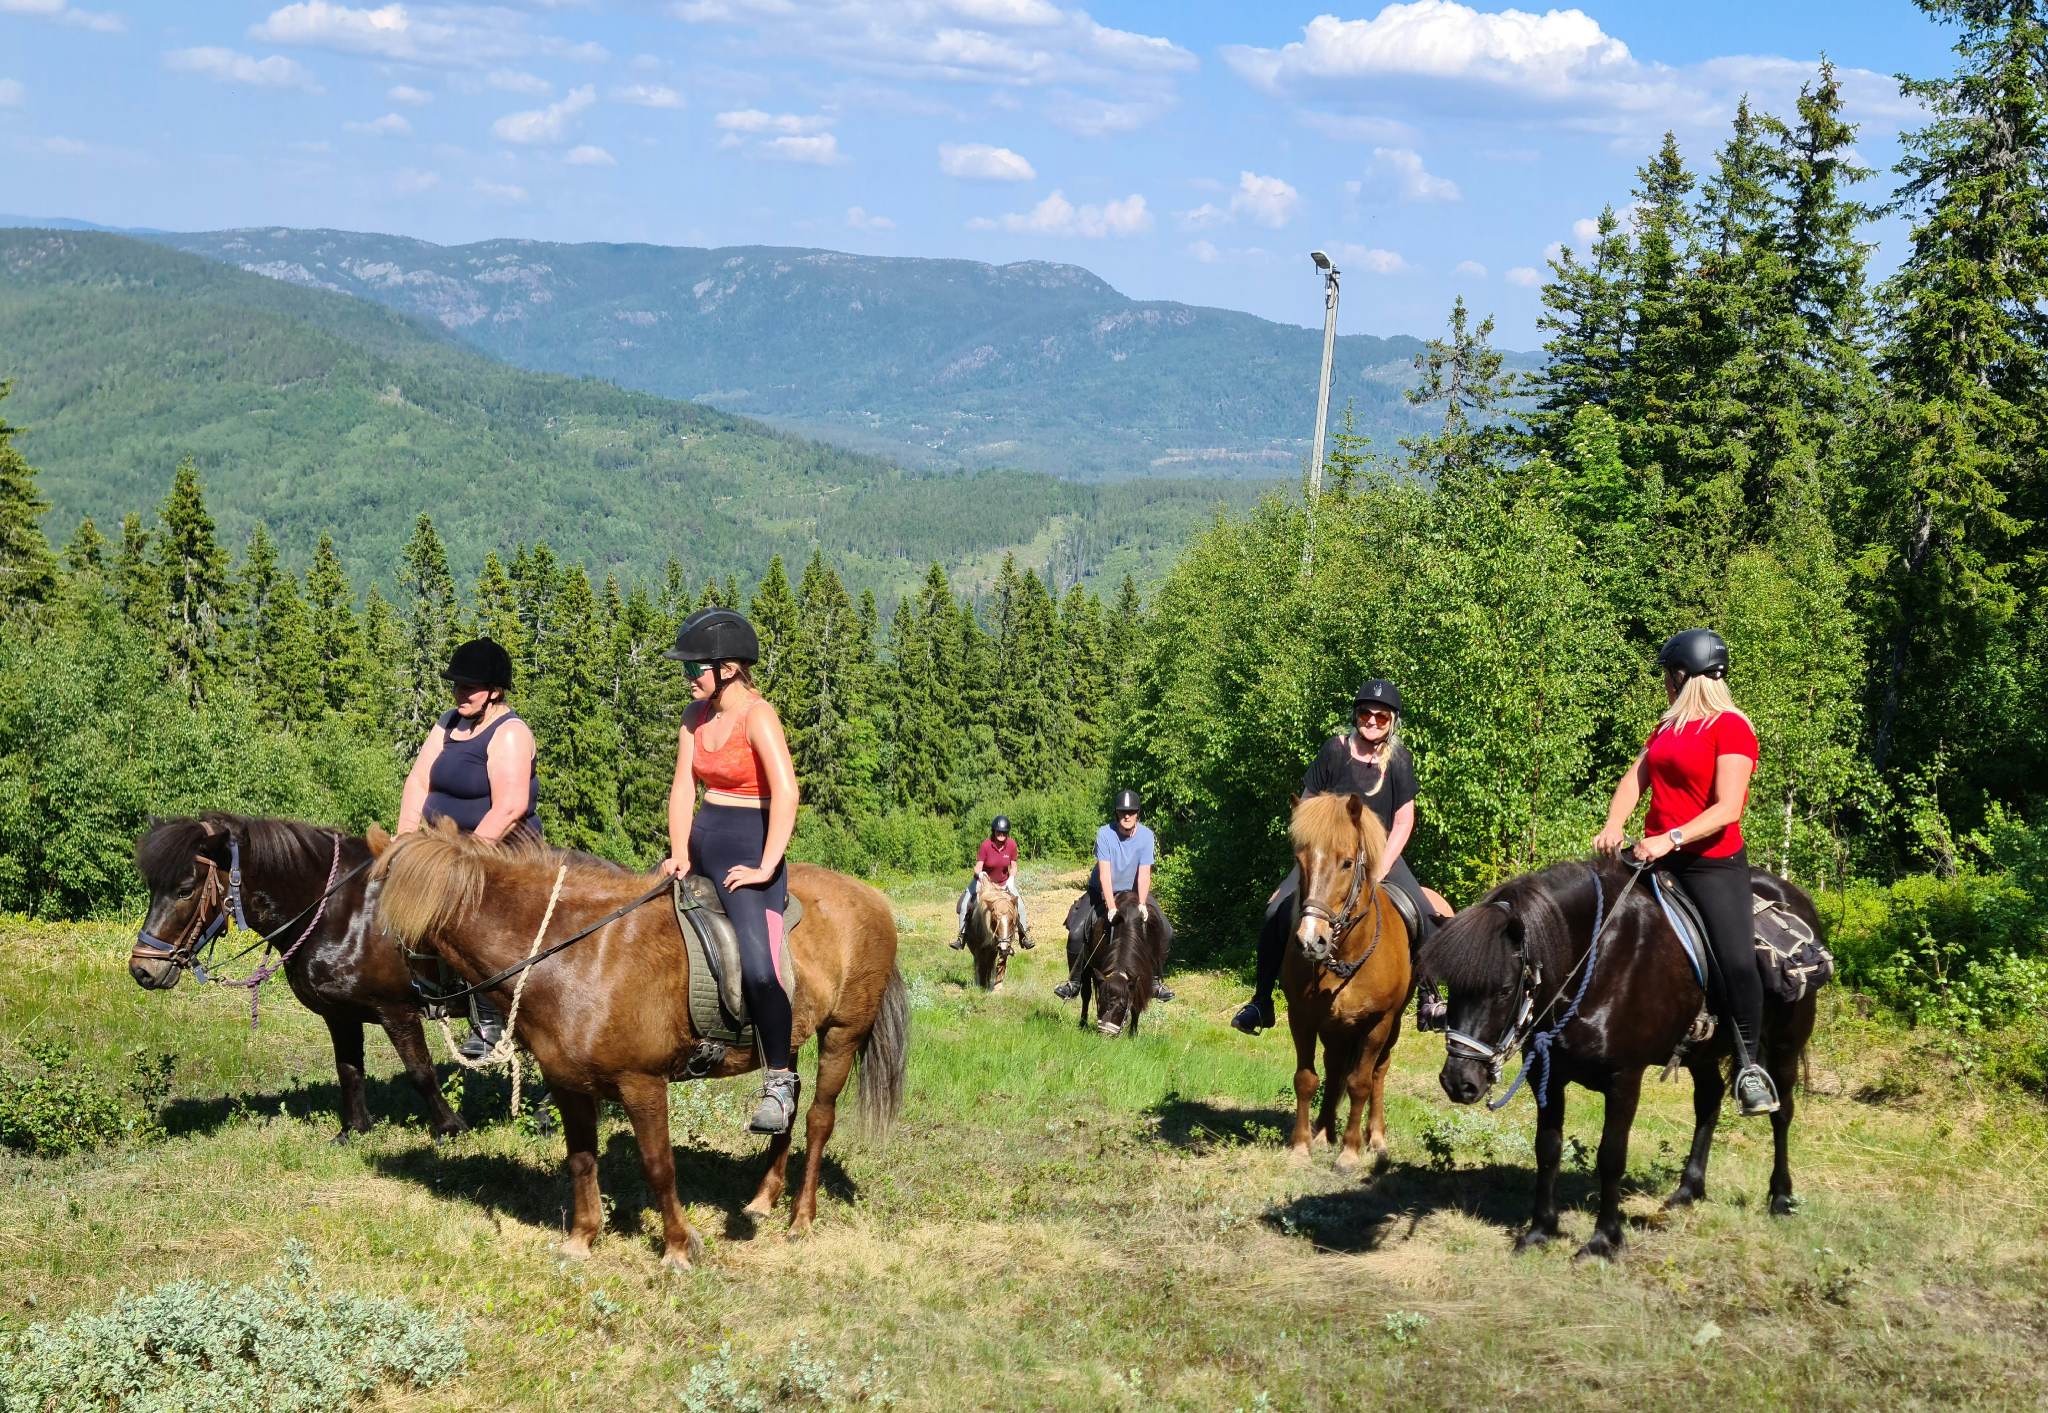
[1055,787,1173,1002]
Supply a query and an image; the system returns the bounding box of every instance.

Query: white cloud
[945,0,1062,24]
[344,111,411,137]
[251,1,601,69]
[394,166,439,192]
[1332,242,1410,274]
[472,177,529,203]
[0,79,23,109]
[968,189,1151,238]
[762,132,842,164]
[1298,110,1417,145]
[564,143,615,166]
[252,2,413,58]
[164,47,323,93]
[715,108,829,135]
[1542,239,1564,263]
[487,69,552,97]
[1505,265,1540,287]
[1179,170,1300,231]
[938,142,1034,182]
[1043,92,1169,137]
[492,84,594,144]
[847,204,894,230]
[1368,146,1459,203]
[1571,215,1600,244]
[1454,259,1487,278]
[1187,239,1220,264]
[0,0,123,34]
[611,82,683,108]
[388,83,432,105]
[1224,4,1632,98]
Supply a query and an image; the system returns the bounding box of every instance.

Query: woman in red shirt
[1592,629,1777,1116]
[952,815,1029,948]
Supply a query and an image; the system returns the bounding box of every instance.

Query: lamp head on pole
[1310,249,1333,272]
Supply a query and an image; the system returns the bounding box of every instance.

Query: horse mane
[1289,793,1387,878]
[375,822,642,945]
[1105,889,1165,996]
[1419,857,1627,993]
[977,884,1018,923]
[136,812,344,891]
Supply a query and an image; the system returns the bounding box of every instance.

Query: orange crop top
[689,701,768,798]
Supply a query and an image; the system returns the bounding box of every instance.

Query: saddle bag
[1752,895,1835,1004]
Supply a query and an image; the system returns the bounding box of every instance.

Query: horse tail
[373,824,486,946]
[856,965,909,1141]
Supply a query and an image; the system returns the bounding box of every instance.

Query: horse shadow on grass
[162,1073,442,1139]
[1146,1094,1295,1154]
[370,1126,858,1246]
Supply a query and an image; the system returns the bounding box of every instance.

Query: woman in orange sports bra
[657,607,803,1136]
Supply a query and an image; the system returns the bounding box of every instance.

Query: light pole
[1306,249,1341,500]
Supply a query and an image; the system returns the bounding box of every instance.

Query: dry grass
[2,868,2045,1410]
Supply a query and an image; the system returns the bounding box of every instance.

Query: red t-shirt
[1644,711,1759,858]
[977,837,1017,885]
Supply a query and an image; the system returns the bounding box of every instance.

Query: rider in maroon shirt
[953,815,1030,948]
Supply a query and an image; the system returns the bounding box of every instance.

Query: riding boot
[1151,978,1173,1002]
[1231,992,1275,1034]
[460,995,505,1061]
[1415,982,1449,1032]
[748,1068,802,1134]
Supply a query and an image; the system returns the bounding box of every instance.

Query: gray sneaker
[1734,1064,1780,1116]
[748,1068,801,1134]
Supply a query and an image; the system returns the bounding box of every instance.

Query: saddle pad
[672,876,804,1047]
[1648,872,1710,990]
[1752,895,1836,1003]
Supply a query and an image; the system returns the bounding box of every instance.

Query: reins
[1300,828,1387,981]
[404,875,671,1009]
[428,864,567,1117]
[212,834,347,1027]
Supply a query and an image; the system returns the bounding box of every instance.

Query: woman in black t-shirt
[1232,679,1442,1034]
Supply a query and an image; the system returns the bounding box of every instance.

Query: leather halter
[1298,831,1384,979]
[132,835,249,972]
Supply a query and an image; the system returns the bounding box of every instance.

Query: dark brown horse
[1075,889,1168,1037]
[963,882,1021,991]
[131,814,467,1141]
[1422,858,1821,1260]
[370,823,907,1265]
[1281,794,1414,1170]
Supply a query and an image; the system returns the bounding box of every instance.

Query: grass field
[3,864,2045,1410]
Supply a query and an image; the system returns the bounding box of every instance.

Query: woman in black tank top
[397,637,540,1057]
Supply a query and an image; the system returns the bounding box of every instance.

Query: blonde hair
[1348,715,1402,797]
[1660,673,1740,729]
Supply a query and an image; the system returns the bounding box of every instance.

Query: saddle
[671,875,803,1050]
[1380,882,1421,942]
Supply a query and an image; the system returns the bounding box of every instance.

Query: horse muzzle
[129,938,184,990]
[1438,1057,1490,1105]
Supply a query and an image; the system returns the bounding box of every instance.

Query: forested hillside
[0,230,1256,598]
[144,225,1516,477]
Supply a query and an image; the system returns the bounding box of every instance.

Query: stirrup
[1053,979,1079,1000]
[1734,1064,1780,1116]
[1230,999,1273,1035]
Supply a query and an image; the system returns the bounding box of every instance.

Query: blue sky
[2,1,1958,344]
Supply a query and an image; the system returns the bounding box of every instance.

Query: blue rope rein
[1490,866,1607,1112]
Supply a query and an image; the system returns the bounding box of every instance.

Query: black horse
[1421,857,1820,1260]
[1077,889,1170,1038]
[131,814,467,1141]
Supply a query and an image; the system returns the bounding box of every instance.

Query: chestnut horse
[963,882,1021,991]
[131,814,466,1141]
[1282,794,1414,1170]
[369,823,907,1266]
[1422,858,1821,1260]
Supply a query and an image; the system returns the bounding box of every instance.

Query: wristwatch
[1667,828,1686,848]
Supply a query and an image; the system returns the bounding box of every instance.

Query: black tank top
[425,709,541,839]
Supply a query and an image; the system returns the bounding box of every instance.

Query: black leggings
[1251,857,1434,1003]
[689,803,793,1070]
[1660,848,1761,1060]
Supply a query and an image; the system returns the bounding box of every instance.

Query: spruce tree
[472,552,525,663]
[305,533,360,717]
[885,563,960,809]
[0,383,57,612]
[531,566,625,855]
[748,554,800,710]
[1523,206,1632,456]
[258,571,325,728]
[1402,296,1512,492]
[396,514,460,742]
[116,511,166,632]
[63,516,106,577]
[347,586,411,759]
[153,458,235,701]
[230,523,283,678]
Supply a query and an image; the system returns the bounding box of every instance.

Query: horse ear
[1288,793,1300,810]
[366,824,392,857]
[1346,794,1365,825]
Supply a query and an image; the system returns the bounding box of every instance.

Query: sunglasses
[1356,707,1395,725]
[681,660,715,679]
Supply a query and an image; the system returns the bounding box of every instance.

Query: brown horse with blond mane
[368,822,907,1267]
[963,882,1022,991]
[1282,793,1415,1169]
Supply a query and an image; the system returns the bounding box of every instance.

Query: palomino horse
[1422,858,1821,1260]
[131,814,467,1141]
[369,823,907,1265]
[1076,889,1169,1037]
[963,882,1022,991]
[1282,793,1414,1170]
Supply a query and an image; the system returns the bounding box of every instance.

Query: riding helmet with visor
[442,637,513,690]
[991,815,1011,838]
[665,608,761,667]
[1111,788,1142,815]
[1353,679,1401,715]
[1657,628,1730,681]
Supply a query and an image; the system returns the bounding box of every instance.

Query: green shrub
[0,1040,173,1157]
[0,1240,466,1413]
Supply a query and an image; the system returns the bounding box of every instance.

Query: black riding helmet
[665,607,760,664]
[1658,629,1730,681]
[991,815,1011,837]
[1353,678,1401,714]
[442,637,513,690]
[1112,788,1141,814]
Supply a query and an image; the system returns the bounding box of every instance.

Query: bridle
[1441,900,1542,1086]
[1298,830,1385,980]
[132,835,251,972]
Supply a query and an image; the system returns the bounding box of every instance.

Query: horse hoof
[1573,1232,1623,1263]
[1286,1144,1311,1166]
[787,1213,814,1239]
[1513,1227,1557,1254]
[330,1129,357,1147]
[1769,1193,1799,1217]
[558,1238,592,1261]
[1663,1185,1703,1210]
[741,1197,774,1219]
[1333,1147,1360,1172]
